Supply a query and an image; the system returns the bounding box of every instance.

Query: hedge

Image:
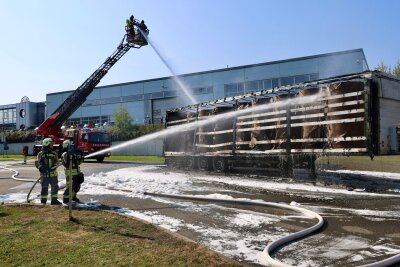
[1,124,165,144]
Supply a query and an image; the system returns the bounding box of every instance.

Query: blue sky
[0,0,399,105]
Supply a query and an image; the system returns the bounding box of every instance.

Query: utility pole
[67,143,74,221]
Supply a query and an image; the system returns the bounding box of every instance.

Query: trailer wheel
[96,157,105,163]
[213,158,226,173]
[185,157,195,170]
[198,157,209,171]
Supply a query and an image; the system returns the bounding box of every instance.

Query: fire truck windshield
[88,132,111,144]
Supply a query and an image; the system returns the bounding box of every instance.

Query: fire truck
[33,19,149,161]
[62,126,112,162]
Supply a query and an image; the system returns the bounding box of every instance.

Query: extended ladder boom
[53,41,130,126]
[37,32,147,139]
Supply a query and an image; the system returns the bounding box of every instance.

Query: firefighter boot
[72,197,81,203]
[51,199,62,205]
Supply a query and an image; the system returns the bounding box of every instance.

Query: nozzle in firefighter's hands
[38,165,51,174]
[67,144,75,156]
[75,150,84,161]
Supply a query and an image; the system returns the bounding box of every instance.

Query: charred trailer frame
[164,71,400,176]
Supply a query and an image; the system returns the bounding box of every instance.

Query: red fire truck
[62,126,111,162]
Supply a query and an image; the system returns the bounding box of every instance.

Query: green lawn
[0,205,240,267]
[316,155,400,173]
[0,154,36,161]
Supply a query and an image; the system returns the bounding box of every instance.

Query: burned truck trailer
[164,71,400,175]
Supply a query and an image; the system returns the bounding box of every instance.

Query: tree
[393,60,400,78]
[111,106,136,141]
[375,61,391,74]
[113,106,134,131]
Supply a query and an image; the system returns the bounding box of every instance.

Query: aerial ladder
[34,18,149,155]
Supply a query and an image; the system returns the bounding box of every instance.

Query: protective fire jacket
[36,150,59,177]
[61,151,82,176]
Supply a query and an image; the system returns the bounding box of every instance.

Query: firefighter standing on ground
[61,140,84,204]
[35,138,61,205]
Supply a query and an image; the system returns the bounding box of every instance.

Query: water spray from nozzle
[138,28,197,105]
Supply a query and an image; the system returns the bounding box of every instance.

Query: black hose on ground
[143,192,400,267]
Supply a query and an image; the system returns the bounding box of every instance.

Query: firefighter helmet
[62,139,71,148]
[42,138,54,147]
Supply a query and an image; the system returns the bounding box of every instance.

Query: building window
[19,109,26,118]
[310,73,319,81]
[263,79,272,89]
[237,83,244,94]
[164,90,178,97]
[12,109,16,123]
[224,73,319,97]
[101,116,109,123]
[294,74,309,84]
[67,115,111,127]
[0,108,16,125]
[245,80,260,92]
[272,79,280,88]
[280,76,294,86]
[153,109,161,116]
[102,97,120,105]
[192,86,213,95]
[152,92,164,98]
[224,84,237,97]
[67,118,81,126]
[225,83,245,97]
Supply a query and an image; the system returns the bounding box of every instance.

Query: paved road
[1,159,400,266]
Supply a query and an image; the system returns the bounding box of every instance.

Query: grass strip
[316,155,400,173]
[0,205,241,267]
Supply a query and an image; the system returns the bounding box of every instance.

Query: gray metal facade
[45,49,368,126]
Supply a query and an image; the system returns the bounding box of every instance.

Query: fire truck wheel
[96,157,105,163]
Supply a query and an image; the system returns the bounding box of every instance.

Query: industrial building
[0,97,45,130]
[0,49,368,130]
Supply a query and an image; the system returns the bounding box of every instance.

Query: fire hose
[143,192,400,267]
[0,163,65,203]
[0,164,36,182]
